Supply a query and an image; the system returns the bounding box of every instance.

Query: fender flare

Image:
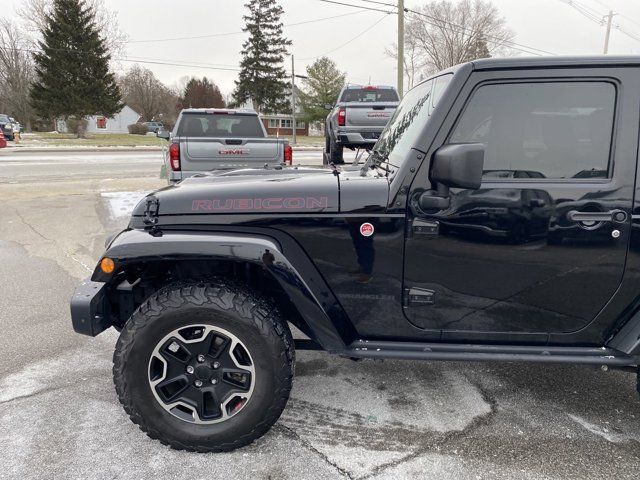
[99,229,355,352]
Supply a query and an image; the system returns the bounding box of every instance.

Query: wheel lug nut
[211,378,218,385]
[197,354,205,363]
[212,362,220,369]
[186,366,194,374]
[194,380,203,388]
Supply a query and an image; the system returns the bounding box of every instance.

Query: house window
[268,119,279,128]
[297,122,305,129]
[96,117,107,129]
[281,119,292,128]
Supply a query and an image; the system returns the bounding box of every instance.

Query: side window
[449,81,616,179]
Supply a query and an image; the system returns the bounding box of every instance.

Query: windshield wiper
[362,150,399,176]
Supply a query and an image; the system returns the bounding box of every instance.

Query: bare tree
[17,0,127,58]
[0,19,35,130]
[385,34,426,90]
[406,0,513,75]
[120,65,177,122]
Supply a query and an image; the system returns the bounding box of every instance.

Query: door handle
[567,210,627,223]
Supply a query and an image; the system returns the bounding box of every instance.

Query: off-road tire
[113,281,294,452]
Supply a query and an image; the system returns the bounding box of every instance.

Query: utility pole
[603,10,614,54]
[291,55,297,146]
[397,0,404,98]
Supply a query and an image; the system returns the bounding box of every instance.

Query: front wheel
[113,282,294,452]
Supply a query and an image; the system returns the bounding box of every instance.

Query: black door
[404,69,638,339]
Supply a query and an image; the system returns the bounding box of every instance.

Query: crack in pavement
[11,206,53,242]
[0,383,75,405]
[357,377,500,479]
[275,424,355,479]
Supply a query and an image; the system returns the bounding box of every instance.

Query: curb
[0,146,164,153]
[0,146,323,153]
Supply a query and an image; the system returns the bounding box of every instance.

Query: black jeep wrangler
[71,56,640,452]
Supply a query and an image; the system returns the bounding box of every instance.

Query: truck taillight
[169,142,180,171]
[337,107,346,126]
[284,144,293,165]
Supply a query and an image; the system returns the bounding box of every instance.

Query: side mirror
[157,130,170,140]
[430,143,484,190]
[419,143,484,211]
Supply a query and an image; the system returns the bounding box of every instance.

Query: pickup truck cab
[324,85,399,164]
[161,108,292,182]
[72,56,640,452]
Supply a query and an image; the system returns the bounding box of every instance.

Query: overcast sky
[5,0,640,96]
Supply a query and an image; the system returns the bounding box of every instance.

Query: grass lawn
[273,135,324,146]
[15,132,324,148]
[18,132,165,147]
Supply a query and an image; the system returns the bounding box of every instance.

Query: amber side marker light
[100,257,115,274]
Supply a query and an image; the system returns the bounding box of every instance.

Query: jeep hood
[132,167,339,218]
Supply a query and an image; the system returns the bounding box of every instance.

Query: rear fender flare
[98,229,351,351]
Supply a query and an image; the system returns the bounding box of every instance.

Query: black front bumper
[70,279,111,336]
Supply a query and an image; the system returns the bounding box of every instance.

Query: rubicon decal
[192,196,329,212]
[360,222,374,236]
[367,112,390,118]
[218,148,250,155]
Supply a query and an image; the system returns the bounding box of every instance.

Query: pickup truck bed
[165,108,291,182]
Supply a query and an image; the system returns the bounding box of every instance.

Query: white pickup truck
[160,108,293,183]
[324,85,399,164]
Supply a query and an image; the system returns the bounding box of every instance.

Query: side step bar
[347,340,640,366]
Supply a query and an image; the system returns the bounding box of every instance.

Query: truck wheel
[328,135,344,165]
[113,282,294,452]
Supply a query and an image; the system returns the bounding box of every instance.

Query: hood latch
[143,196,160,225]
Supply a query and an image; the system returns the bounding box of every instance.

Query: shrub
[66,116,88,137]
[128,123,148,135]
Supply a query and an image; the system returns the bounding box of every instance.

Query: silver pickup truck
[324,85,399,164]
[160,108,292,183]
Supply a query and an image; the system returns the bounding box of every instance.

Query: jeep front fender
[94,229,353,352]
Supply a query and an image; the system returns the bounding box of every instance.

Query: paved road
[0,149,639,479]
[0,148,356,184]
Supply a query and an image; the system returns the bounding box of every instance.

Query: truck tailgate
[183,137,285,170]
[344,102,397,128]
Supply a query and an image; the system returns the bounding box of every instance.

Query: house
[261,114,309,136]
[56,105,142,134]
[237,96,309,136]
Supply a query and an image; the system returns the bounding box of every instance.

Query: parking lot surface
[0,149,639,479]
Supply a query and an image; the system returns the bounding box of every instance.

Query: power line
[128,11,369,43]
[0,46,250,73]
[405,7,556,56]
[615,25,640,44]
[316,0,395,14]
[557,0,605,25]
[299,14,391,60]
[356,0,398,8]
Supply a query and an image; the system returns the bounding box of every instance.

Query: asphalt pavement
[0,148,639,479]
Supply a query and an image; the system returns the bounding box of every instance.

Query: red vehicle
[0,130,7,148]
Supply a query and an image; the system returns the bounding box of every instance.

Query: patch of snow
[101,191,150,220]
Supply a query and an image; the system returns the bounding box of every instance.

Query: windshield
[370,73,453,171]
[0,115,9,123]
[177,113,265,138]
[340,88,399,103]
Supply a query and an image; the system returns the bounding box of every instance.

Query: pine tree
[298,57,345,125]
[179,77,225,109]
[468,33,491,61]
[233,0,291,114]
[31,0,122,133]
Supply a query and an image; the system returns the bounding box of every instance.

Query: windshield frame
[362,72,455,178]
